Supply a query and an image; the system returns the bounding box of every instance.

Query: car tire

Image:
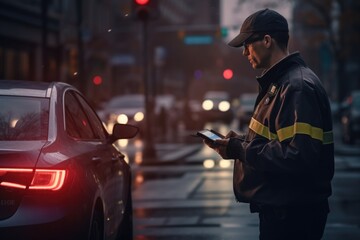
[90,209,104,240]
[116,186,133,240]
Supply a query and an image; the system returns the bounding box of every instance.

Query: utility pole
[132,0,159,162]
[142,16,157,160]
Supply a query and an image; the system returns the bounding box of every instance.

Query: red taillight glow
[0,168,33,173]
[0,182,27,189]
[29,169,66,190]
[0,168,67,191]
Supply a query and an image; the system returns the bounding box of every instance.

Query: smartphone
[196,129,224,143]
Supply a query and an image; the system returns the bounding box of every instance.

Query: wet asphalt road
[120,121,360,240]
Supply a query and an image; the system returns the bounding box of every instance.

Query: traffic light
[223,69,233,80]
[132,0,158,21]
[92,75,103,86]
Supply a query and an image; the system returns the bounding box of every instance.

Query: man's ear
[263,35,272,48]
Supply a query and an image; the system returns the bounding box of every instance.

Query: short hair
[268,31,289,50]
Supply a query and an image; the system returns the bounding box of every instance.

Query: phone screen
[198,130,223,141]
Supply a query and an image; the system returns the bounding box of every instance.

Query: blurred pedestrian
[204,9,334,240]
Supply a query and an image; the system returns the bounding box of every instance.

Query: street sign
[184,35,213,45]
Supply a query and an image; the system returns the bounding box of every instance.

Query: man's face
[242,35,271,70]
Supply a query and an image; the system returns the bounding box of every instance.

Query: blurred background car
[201,91,233,124]
[341,90,360,144]
[97,94,145,134]
[236,93,257,130]
[0,80,137,240]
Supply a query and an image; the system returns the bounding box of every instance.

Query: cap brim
[228,32,252,48]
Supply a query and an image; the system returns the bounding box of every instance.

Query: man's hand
[203,130,247,160]
[203,138,229,159]
[225,130,240,138]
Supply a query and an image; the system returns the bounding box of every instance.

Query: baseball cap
[228,9,289,48]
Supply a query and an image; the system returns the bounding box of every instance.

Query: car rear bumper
[0,194,89,239]
[0,220,84,240]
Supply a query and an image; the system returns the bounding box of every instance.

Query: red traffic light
[135,0,150,5]
[92,75,102,85]
[223,69,233,80]
[132,0,157,20]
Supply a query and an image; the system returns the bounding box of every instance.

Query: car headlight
[134,112,144,122]
[202,100,214,111]
[117,114,128,124]
[218,101,230,112]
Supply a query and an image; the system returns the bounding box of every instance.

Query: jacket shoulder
[281,64,321,93]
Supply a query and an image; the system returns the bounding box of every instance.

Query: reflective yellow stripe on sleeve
[249,118,277,140]
[249,118,334,144]
[277,122,323,142]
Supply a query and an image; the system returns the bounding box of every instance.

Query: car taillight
[29,169,67,190]
[0,168,67,191]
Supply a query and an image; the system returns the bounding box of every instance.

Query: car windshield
[0,96,49,140]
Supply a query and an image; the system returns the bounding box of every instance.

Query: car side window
[74,93,107,140]
[65,91,96,140]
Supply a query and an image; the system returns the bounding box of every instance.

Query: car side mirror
[110,124,139,142]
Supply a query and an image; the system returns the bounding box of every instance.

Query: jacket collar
[256,52,305,92]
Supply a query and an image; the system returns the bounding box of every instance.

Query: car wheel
[90,209,103,240]
[116,187,133,240]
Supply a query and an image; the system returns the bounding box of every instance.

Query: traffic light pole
[142,18,157,161]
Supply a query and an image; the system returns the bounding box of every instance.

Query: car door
[73,92,126,236]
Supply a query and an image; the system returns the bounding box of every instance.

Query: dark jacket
[227,53,334,209]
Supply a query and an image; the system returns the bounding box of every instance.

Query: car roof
[0,80,54,98]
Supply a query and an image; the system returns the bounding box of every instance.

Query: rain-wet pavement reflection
[117,121,360,240]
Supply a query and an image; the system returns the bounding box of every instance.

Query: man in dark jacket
[205,9,334,240]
